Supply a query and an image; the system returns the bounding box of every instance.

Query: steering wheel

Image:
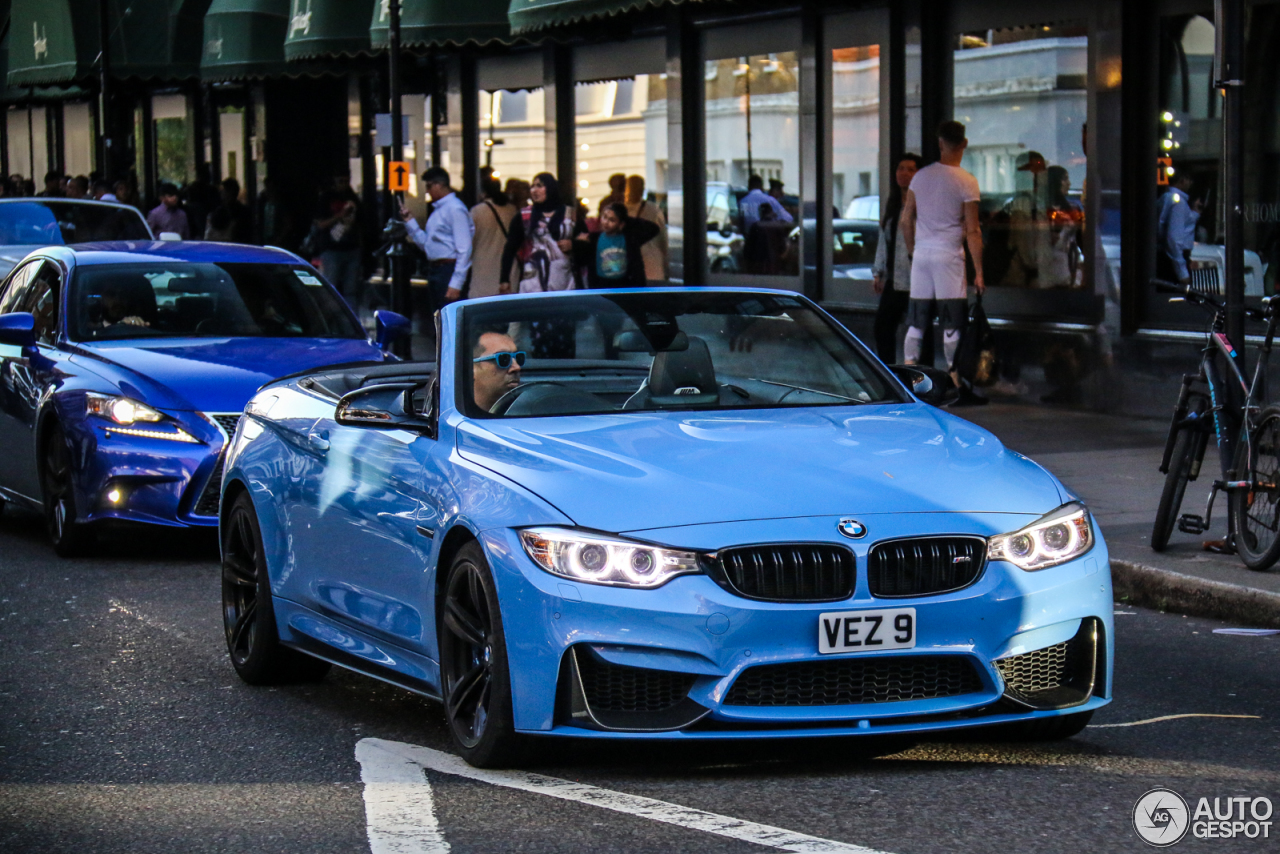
[488,381,572,415]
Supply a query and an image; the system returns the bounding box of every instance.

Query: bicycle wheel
[1152,397,1208,552]
[1230,405,1280,570]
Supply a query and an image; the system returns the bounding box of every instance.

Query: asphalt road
[1,502,1278,854]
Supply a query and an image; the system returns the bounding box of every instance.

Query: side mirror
[374,310,411,352]
[0,312,36,348]
[890,365,959,407]
[335,380,435,431]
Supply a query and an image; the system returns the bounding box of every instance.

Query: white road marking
[357,738,895,854]
[1088,713,1261,729]
[356,739,450,854]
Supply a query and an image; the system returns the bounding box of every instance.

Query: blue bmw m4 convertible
[220,288,1112,767]
[0,241,400,555]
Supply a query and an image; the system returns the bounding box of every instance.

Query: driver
[96,279,150,328]
[472,331,523,412]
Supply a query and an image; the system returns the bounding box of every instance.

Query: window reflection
[479,88,548,189]
[954,23,1088,289]
[573,74,669,280]
[703,51,801,278]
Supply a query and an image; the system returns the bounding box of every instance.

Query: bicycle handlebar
[1151,278,1270,322]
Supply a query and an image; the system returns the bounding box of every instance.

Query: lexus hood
[70,337,386,413]
[457,405,1068,533]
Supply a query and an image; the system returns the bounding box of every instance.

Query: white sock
[943,329,961,368]
[903,327,924,363]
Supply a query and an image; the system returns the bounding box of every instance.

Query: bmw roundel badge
[837,518,867,539]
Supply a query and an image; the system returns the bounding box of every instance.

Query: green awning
[369,0,510,49]
[201,0,289,80]
[285,0,375,60]
[507,0,673,35]
[7,0,95,86]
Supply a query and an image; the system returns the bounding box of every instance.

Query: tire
[438,541,526,768]
[41,424,96,558]
[1230,406,1280,570]
[1151,400,1208,552]
[222,492,331,684]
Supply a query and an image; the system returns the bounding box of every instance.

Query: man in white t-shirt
[900,120,985,380]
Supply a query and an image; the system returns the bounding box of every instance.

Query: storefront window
[703,23,801,284]
[479,87,547,188]
[955,23,1088,291]
[574,71,669,280]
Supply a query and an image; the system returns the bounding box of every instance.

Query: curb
[1110,559,1280,628]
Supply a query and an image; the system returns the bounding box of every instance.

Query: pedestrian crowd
[385,166,669,335]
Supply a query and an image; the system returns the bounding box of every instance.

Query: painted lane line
[1089,713,1261,729]
[359,738,895,854]
[356,739,451,854]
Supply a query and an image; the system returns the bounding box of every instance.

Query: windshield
[833,222,879,266]
[459,291,901,418]
[0,201,151,245]
[68,262,365,342]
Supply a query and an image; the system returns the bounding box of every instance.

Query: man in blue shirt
[1157,172,1200,284]
[401,166,475,310]
[739,174,793,232]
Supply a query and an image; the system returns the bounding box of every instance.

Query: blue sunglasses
[473,350,527,369]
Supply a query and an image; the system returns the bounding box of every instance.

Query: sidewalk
[960,401,1280,627]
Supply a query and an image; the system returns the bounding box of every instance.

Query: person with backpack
[499,173,584,357]
[469,177,519,299]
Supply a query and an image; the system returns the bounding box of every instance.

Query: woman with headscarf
[624,175,667,281]
[500,173,583,356]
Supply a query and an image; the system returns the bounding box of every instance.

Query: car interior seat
[623,335,721,409]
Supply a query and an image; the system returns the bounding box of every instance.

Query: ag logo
[837,518,867,539]
[1133,788,1190,847]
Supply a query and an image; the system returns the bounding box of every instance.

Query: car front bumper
[73,411,238,528]
[480,511,1113,739]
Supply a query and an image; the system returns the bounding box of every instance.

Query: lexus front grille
[709,544,855,602]
[867,536,987,598]
[725,655,983,706]
[192,414,242,518]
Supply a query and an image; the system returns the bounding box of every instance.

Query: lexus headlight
[988,502,1094,571]
[86,393,165,425]
[519,528,700,589]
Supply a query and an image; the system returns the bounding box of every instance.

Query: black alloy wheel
[222,492,329,684]
[42,424,95,557]
[439,542,524,767]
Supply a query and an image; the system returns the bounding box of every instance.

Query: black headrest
[647,335,718,404]
[104,274,158,322]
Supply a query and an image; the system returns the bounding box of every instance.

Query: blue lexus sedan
[0,241,404,555]
[221,288,1111,767]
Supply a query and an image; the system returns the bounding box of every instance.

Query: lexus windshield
[460,291,902,418]
[69,262,365,341]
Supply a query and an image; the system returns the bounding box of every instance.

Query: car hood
[70,337,386,413]
[456,405,1067,532]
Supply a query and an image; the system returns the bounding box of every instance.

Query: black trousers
[874,286,934,365]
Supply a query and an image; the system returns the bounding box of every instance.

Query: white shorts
[909,245,967,301]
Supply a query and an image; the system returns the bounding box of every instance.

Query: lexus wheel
[42,424,95,558]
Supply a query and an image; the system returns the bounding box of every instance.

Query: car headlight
[86,393,165,425]
[519,527,700,589]
[988,502,1094,571]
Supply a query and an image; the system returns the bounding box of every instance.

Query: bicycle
[1151,279,1280,570]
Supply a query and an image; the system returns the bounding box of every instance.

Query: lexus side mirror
[0,312,36,349]
[374,310,411,352]
[890,365,958,407]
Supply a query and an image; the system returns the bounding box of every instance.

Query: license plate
[818,608,916,654]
